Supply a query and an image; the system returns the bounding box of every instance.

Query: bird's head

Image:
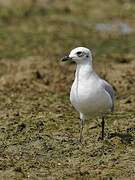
[61,47,92,64]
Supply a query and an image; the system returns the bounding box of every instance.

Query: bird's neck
[75,61,94,80]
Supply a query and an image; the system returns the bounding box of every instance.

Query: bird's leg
[101,116,105,140]
[79,119,84,143]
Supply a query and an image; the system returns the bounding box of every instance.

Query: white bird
[61,47,114,142]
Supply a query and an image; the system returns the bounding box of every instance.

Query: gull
[61,47,114,142]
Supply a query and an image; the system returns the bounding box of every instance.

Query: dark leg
[101,116,105,140]
[79,119,84,143]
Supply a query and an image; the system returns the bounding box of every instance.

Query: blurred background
[0,0,135,179]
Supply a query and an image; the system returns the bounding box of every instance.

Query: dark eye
[76,51,83,57]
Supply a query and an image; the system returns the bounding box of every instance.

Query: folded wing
[100,79,115,112]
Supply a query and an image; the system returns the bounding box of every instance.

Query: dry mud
[0,54,135,179]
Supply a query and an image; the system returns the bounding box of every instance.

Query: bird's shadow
[108,131,134,144]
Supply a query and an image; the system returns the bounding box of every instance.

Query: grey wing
[100,79,115,112]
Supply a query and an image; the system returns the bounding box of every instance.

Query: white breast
[70,73,112,117]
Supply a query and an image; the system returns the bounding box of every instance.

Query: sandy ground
[0,54,135,179]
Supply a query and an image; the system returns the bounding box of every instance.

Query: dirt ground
[0,1,135,179]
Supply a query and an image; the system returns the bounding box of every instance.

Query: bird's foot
[72,139,82,145]
[97,134,105,141]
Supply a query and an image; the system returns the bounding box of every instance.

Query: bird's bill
[61,55,72,61]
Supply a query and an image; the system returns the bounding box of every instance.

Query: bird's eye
[76,51,83,57]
